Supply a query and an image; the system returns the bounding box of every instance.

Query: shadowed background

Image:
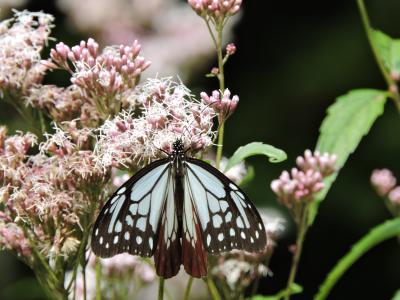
[0,0,399,299]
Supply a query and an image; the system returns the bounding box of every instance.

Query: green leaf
[308,89,387,223]
[225,142,287,172]
[372,29,400,74]
[249,283,303,300]
[314,218,400,300]
[392,290,400,300]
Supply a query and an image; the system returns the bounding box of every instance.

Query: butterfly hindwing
[91,159,171,258]
[154,174,182,278]
[184,158,267,255]
[182,174,208,277]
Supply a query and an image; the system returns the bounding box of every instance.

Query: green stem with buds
[356,0,400,112]
[284,204,310,300]
[215,19,226,170]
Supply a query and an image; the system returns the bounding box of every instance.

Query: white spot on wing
[207,234,211,246]
[113,236,119,244]
[124,232,130,240]
[229,228,235,236]
[212,215,223,228]
[115,220,122,233]
[136,217,146,232]
[126,215,133,226]
[208,194,220,213]
[99,236,103,244]
[220,200,229,212]
[225,211,232,222]
[241,232,246,239]
[255,230,259,238]
[117,187,126,194]
[229,183,238,190]
[149,237,153,250]
[236,217,244,228]
[129,203,138,215]
[230,191,250,228]
[237,191,245,199]
[108,195,125,233]
[136,236,142,244]
[110,195,119,205]
[218,233,224,241]
[95,228,99,236]
[138,194,151,215]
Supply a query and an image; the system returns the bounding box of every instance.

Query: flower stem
[158,277,165,300]
[314,218,400,300]
[183,276,194,300]
[95,256,102,300]
[356,0,400,112]
[215,19,226,170]
[215,121,225,169]
[284,204,310,300]
[206,276,222,300]
[82,262,87,300]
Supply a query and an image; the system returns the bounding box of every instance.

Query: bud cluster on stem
[48,38,151,119]
[271,150,337,222]
[371,168,400,216]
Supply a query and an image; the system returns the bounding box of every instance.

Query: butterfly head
[172,139,185,153]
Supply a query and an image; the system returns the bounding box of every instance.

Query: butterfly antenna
[150,139,170,157]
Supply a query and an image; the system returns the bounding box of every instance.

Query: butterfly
[91,139,267,278]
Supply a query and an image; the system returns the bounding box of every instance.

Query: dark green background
[1,0,399,299]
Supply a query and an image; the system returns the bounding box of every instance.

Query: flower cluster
[371,168,400,216]
[57,0,238,80]
[212,211,284,296]
[0,10,54,96]
[67,251,156,300]
[188,0,242,21]
[47,38,150,119]
[95,77,216,170]
[0,124,108,267]
[271,150,336,221]
[201,89,239,120]
[25,85,100,126]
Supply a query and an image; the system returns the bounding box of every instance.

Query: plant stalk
[356,0,400,112]
[314,218,400,300]
[183,276,194,300]
[215,19,226,169]
[206,276,222,300]
[284,204,310,300]
[158,277,165,300]
[95,256,102,300]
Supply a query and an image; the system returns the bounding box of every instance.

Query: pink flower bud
[388,186,400,205]
[371,169,397,197]
[226,43,236,55]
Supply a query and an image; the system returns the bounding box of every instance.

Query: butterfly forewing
[91,159,171,258]
[184,158,267,255]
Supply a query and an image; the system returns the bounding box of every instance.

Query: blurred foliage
[0,0,400,299]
